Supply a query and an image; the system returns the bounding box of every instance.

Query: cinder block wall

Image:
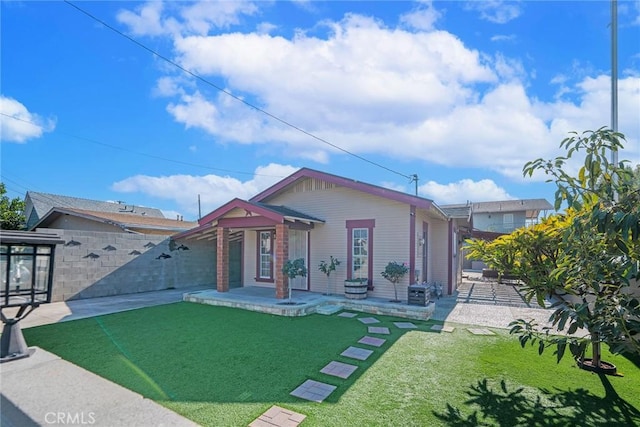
[42,228,215,301]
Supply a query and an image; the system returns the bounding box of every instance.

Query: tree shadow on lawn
[433,375,640,427]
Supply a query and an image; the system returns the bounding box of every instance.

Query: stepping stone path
[249,405,306,427]
[338,312,358,318]
[320,361,358,379]
[341,346,374,361]
[358,336,386,347]
[290,380,336,403]
[468,328,495,335]
[291,312,427,415]
[393,322,417,329]
[431,325,455,333]
[358,317,380,324]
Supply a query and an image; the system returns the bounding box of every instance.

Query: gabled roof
[176,199,324,240]
[32,208,197,235]
[25,191,165,229]
[250,168,435,211]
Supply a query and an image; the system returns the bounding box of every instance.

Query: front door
[288,229,308,290]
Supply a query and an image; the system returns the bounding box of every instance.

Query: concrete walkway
[1,279,556,427]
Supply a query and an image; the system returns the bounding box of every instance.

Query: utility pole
[198,194,202,220]
[410,174,418,196]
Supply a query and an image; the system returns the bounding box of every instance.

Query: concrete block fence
[40,228,215,302]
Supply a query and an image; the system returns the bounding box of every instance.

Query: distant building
[442,199,553,234]
[24,191,165,230]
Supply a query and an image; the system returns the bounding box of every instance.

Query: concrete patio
[183,286,437,321]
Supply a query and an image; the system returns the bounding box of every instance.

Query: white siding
[263,178,446,301]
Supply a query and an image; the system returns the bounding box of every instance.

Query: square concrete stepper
[320,361,358,379]
[358,317,380,324]
[358,336,386,347]
[340,346,374,361]
[290,380,337,403]
[367,326,390,335]
[249,405,306,427]
[394,322,417,329]
[431,324,455,333]
[338,312,358,318]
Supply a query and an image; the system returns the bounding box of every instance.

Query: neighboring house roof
[25,191,165,230]
[32,208,197,235]
[441,204,472,220]
[469,199,553,216]
[250,167,439,212]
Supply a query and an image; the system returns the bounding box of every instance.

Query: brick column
[216,226,229,293]
[275,223,289,299]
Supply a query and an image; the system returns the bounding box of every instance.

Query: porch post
[217,226,229,293]
[275,223,289,299]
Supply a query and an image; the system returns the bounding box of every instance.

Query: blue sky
[2,1,639,221]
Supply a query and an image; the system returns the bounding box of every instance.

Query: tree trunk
[591,332,601,368]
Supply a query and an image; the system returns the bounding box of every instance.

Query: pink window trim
[346,219,375,289]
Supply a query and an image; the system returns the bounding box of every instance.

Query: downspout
[448,219,453,295]
[409,206,416,285]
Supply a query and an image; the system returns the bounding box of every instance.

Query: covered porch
[183,286,436,321]
[173,198,324,299]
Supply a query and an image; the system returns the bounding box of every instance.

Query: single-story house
[174,168,470,301]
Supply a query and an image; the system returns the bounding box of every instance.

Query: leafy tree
[319,256,340,295]
[282,258,307,303]
[0,183,26,230]
[381,261,409,302]
[488,128,639,371]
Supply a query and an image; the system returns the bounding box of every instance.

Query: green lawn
[24,302,640,426]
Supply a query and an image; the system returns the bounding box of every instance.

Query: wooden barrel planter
[344,279,369,300]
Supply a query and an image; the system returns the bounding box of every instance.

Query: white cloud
[0,96,56,143]
[118,3,640,181]
[117,0,258,37]
[400,1,441,31]
[111,163,299,217]
[420,179,513,204]
[464,1,523,24]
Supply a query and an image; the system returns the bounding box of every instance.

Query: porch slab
[183,287,435,321]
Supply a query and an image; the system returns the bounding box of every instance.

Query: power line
[63,0,413,181]
[0,112,282,178]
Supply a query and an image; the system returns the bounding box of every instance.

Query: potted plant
[381,261,409,303]
[318,256,340,295]
[343,277,369,299]
[281,258,307,304]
